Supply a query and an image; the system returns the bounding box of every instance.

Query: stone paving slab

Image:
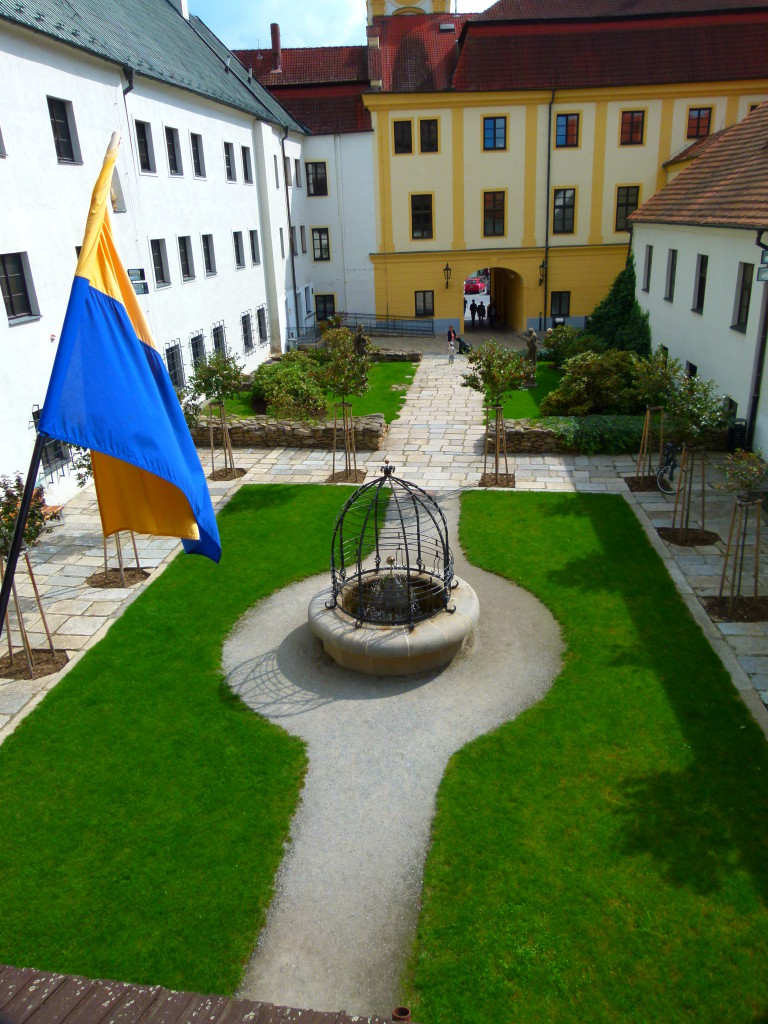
[1,350,767,743]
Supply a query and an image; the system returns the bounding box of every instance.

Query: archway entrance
[488,268,526,332]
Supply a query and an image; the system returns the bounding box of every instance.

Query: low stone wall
[484,422,730,454]
[192,413,388,451]
[371,351,422,362]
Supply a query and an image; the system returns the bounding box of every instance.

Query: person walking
[447,324,456,365]
[478,300,486,328]
[488,300,496,329]
[469,300,478,327]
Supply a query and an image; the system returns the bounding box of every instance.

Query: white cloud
[190,0,484,49]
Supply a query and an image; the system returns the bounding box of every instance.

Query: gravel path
[223,498,563,1017]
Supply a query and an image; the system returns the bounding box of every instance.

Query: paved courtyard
[2,347,768,742]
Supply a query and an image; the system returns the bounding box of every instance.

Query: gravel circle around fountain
[223,500,564,1018]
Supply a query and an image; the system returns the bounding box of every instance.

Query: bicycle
[657,442,680,493]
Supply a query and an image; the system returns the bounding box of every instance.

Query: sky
[189,0,482,49]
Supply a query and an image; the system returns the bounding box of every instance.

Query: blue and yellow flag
[39,134,221,562]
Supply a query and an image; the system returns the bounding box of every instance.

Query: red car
[464,277,485,294]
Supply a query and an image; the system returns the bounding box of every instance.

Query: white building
[0,0,306,501]
[631,101,768,453]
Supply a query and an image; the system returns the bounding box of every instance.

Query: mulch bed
[208,468,247,481]
[657,527,721,547]
[480,473,516,488]
[0,648,69,680]
[86,568,150,589]
[625,474,659,492]
[326,469,367,484]
[701,595,768,622]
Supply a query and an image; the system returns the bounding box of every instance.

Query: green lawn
[0,485,354,996]
[500,362,563,419]
[408,491,768,1024]
[223,361,417,424]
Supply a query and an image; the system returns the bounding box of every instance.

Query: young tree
[321,325,372,480]
[462,341,529,484]
[188,352,245,479]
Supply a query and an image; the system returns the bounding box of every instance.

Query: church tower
[366,0,451,22]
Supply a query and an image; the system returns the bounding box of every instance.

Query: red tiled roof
[662,129,730,168]
[0,964,408,1024]
[476,0,768,22]
[631,100,768,229]
[374,14,471,92]
[276,87,372,134]
[452,13,768,91]
[235,46,369,86]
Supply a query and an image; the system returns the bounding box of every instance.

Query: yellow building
[362,0,768,331]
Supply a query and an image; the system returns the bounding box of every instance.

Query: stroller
[457,336,472,355]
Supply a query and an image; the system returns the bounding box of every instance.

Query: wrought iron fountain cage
[328,463,456,627]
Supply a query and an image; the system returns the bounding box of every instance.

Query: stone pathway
[2,350,768,741]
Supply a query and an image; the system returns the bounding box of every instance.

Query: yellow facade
[364,79,768,329]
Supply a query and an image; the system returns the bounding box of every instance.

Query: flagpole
[0,434,45,645]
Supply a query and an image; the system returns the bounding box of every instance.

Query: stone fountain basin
[308,576,479,676]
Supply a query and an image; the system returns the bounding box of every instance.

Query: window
[135,120,155,172]
[290,226,297,255]
[483,191,505,237]
[315,294,335,321]
[224,142,236,181]
[202,233,216,275]
[411,194,433,239]
[241,311,254,352]
[555,113,579,147]
[165,342,185,389]
[306,162,328,196]
[256,306,268,343]
[190,332,206,366]
[233,231,245,269]
[553,188,575,234]
[279,228,285,258]
[190,133,205,177]
[283,155,292,186]
[300,225,307,254]
[615,186,639,232]
[31,409,69,473]
[312,228,330,261]
[685,361,697,378]
[250,229,260,265]
[732,262,754,332]
[664,249,677,301]
[642,244,653,292]
[150,239,170,287]
[47,97,79,162]
[1,252,35,321]
[415,290,434,317]
[305,286,311,314]
[420,118,438,153]
[687,107,712,139]
[692,254,708,313]
[178,236,194,280]
[165,126,182,175]
[128,267,148,295]
[393,120,413,154]
[620,110,645,145]
[294,158,302,187]
[483,116,506,150]
[212,321,226,355]
[242,145,253,183]
[110,168,127,213]
[0,126,6,158]
[274,154,280,188]
[551,291,570,317]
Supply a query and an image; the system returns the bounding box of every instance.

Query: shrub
[539,349,640,416]
[250,354,327,421]
[587,253,652,355]
[539,415,645,454]
[321,326,372,402]
[0,474,52,556]
[632,348,682,408]
[665,372,726,444]
[542,325,605,367]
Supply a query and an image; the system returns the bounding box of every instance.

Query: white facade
[0,21,299,501]
[633,221,768,451]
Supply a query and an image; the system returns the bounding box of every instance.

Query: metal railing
[336,313,435,338]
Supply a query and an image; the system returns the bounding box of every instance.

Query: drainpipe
[280,128,300,344]
[541,89,554,332]
[746,230,768,448]
[122,66,134,96]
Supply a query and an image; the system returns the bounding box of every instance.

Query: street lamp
[443,262,452,288]
[538,259,547,287]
